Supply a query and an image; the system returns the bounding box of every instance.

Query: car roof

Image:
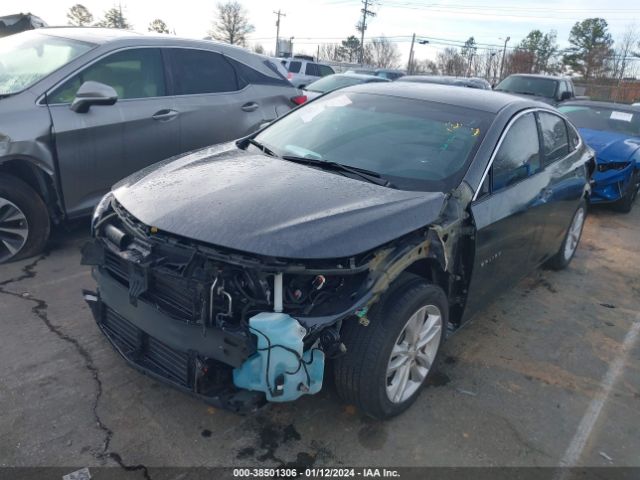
[332,73,388,80]
[35,27,143,44]
[560,100,640,112]
[343,81,542,113]
[504,73,569,81]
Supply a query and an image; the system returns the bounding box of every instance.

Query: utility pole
[407,33,416,74]
[358,0,376,64]
[499,36,510,81]
[274,9,286,57]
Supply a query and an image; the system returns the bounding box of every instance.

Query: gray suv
[0,28,301,263]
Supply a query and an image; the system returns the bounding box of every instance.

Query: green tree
[341,35,361,63]
[96,7,132,29]
[67,4,93,26]
[563,18,613,79]
[518,30,559,74]
[148,19,169,34]
[209,1,254,46]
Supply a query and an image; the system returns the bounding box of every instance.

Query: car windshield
[559,105,640,137]
[254,91,492,191]
[495,76,557,98]
[305,75,378,93]
[0,31,95,95]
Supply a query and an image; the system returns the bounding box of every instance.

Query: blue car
[559,101,640,212]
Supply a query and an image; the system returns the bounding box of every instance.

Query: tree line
[422,18,639,83]
[66,2,640,81]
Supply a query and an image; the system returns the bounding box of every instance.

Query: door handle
[241,102,259,112]
[152,109,179,121]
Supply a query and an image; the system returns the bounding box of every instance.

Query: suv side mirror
[559,91,572,101]
[70,81,118,113]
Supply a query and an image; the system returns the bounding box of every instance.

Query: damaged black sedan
[82,83,593,419]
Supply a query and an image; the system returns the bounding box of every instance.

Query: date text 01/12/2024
[232,468,401,478]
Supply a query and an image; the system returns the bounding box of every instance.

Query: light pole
[499,36,510,81]
[407,37,429,74]
[273,10,286,57]
[289,37,294,58]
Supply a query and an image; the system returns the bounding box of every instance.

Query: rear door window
[538,112,570,165]
[288,61,301,73]
[492,112,542,191]
[167,48,238,95]
[305,63,320,76]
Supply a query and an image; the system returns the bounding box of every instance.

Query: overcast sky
[4,0,640,63]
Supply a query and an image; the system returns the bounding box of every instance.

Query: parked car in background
[347,68,405,80]
[0,28,301,263]
[495,74,580,105]
[303,73,389,100]
[397,75,491,90]
[280,56,335,88]
[0,13,47,37]
[559,101,640,212]
[84,83,592,419]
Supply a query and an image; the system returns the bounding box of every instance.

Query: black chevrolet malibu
[83,83,593,419]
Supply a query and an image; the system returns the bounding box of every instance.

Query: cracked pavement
[0,205,639,475]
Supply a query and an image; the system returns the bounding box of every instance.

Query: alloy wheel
[0,197,29,263]
[386,304,443,404]
[563,207,585,261]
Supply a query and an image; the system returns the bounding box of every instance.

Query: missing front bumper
[83,274,265,413]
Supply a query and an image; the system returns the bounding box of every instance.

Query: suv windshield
[254,91,492,191]
[306,75,380,93]
[0,31,95,95]
[495,76,557,98]
[559,105,640,137]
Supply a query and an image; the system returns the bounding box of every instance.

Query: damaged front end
[82,193,463,412]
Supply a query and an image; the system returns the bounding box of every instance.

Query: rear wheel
[0,175,50,263]
[613,170,639,213]
[333,276,448,419]
[547,200,586,270]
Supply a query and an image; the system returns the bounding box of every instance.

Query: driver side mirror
[559,91,572,101]
[70,81,118,113]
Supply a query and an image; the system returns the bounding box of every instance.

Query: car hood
[112,143,447,259]
[579,128,640,163]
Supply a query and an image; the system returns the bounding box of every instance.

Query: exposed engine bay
[82,192,467,412]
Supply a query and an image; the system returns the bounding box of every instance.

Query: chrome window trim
[37,44,261,106]
[472,107,582,202]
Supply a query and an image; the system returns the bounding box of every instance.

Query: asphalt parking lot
[1,205,639,475]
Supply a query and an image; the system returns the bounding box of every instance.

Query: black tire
[333,275,448,419]
[0,175,50,263]
[547,199,587,271]
[613,170,639,213]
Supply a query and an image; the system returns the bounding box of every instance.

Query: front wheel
[333,277,448,419]
[0,175,50,263]
[547,199,586,270]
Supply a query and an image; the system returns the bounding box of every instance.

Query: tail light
[291,95,308,106]
[287,72,293,80]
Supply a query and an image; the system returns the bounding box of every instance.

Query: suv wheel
[0,175,50,263]
[333,276,448,419]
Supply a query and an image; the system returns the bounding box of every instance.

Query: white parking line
[559,313,640,468]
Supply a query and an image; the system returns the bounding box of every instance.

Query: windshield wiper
[246,138,277,157]
[281,155,392,187]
